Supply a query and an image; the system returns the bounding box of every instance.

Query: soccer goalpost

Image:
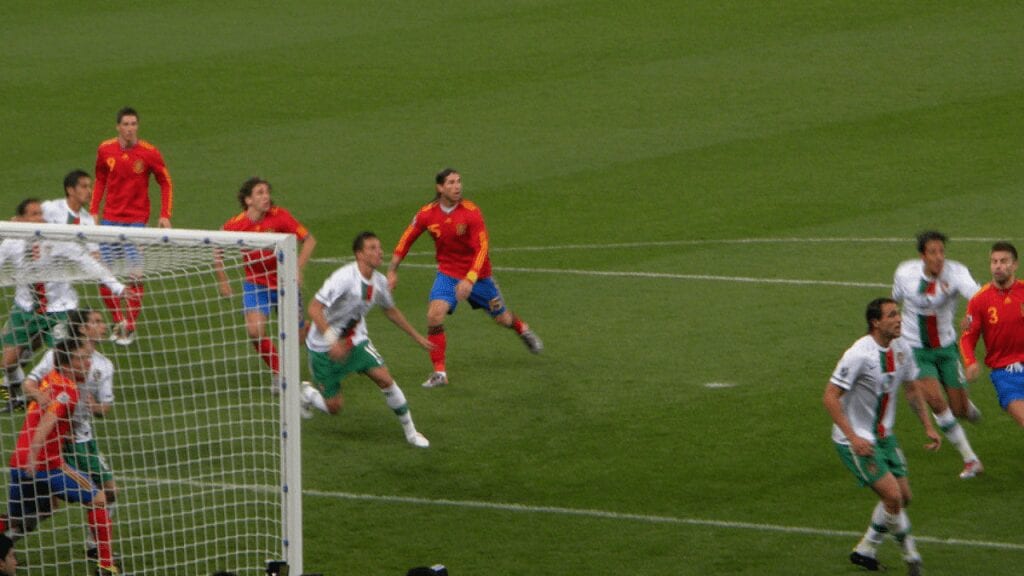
[0,221,303,576]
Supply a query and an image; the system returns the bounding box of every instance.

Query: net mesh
[0,222,299,575]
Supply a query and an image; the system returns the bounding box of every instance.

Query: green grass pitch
[3,1,1024,574]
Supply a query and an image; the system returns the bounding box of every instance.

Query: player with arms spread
[90,106,173,345]
[961,241,1024,428]
[891,231,983,479]
[301,232,432,447]
[823,298,939,575]
[215,177,316,393]
[387,168,542,389]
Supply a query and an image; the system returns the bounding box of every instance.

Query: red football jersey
[961,280,1024,369]
[221,206,310,288]
[9,371,79,472]
[393,200,492,282]
[91,138,173,223]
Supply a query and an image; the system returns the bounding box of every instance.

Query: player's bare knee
[494,311,513,327]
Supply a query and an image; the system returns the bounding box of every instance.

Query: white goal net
[0,221,303,575]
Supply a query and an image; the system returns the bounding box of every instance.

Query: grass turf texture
[3,1,1024,574]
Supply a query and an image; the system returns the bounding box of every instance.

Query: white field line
[309,260,889,289]
[114,474,1024,552]
[301,489,1024,552]
[311,237,975,288]
[318,236,1007,259]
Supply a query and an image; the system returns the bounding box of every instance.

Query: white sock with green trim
[935,408,978,462]
[380,382,416,435]
[891,510,920,562]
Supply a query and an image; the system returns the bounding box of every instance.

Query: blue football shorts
[243,282,279,317]
[8,465,100,521]
[429,272,507,317]
[989,363,1024,410]
[98,220,145,267]
[242,282,304,329]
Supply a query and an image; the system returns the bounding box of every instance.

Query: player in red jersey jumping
[90,106,174,346]
[961,241,1024,428]
[215,177,316,393]
[387,168,542,388]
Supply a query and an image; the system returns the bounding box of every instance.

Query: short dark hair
[865,297,896,333]
[915,230,947,254]
[65,308,99,342]
[237,177,271,210]
[991,241,1018,261]
[0,534,12,559]
[53,335,85,368]
[352,231,378,253]
[63,169,90,196]
[435,168,459,186]
[16,197,40,216]
[117,106,138,123]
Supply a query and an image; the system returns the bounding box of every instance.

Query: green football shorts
[834,435,907,487]
[307,340,385,399]
[63,439,114,485]
[1,309,69,348]
[912,344,968,389]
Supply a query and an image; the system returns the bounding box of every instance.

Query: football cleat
[109,321,125,342]
[270,374,281,396]
[906,559,923,576]
[849,551,884,571]
[959,459,983,479]
[299,381,315,419]
[422,372,448,389]
[966,402,982,424]
[520,329,543,354]
[406,431,430,448]
[112,322,135,346]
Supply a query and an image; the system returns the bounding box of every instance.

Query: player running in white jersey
[892,231,983,479]
[302,231,434,447]
[23,309,118,562]
[824,298,940,575]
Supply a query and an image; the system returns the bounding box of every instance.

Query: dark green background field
[3,1,1024,574]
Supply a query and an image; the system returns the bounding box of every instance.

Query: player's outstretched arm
[386,256,403,292]
[382,306,433,351]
